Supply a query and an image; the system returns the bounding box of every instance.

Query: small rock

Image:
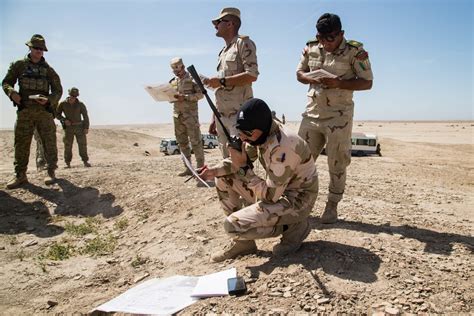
[47,300,58,308]
[22,239,38,247]
[385,306,400,315]
[317,298,330,304]
[133,143,139,146]
[283,291,292,298]
[73,275,83,280]
[133,273,150,283]
[0,246,5,250]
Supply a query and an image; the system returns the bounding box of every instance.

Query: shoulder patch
[355,50,369,60]
[306,38,318,45]
[347,40,363,48]
[238,35,249,40]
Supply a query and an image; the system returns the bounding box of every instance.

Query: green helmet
[25,34,48,52]
[68,87,79,97]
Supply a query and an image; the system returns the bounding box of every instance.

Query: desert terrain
[0,121,472,315]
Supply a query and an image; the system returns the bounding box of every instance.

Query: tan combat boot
[6,172,28,189]
[321,201,338,224]
[44,169,56,185]
[272,220,311,256]
[210,240,257,262]
[178,168,193,176]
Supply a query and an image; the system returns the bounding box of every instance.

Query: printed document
[306,69,337,79]
[145,83,177,102]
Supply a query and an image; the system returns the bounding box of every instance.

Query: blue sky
[1,0,472,128]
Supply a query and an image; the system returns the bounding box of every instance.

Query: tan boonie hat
[170,57,184,70]
[25,34,48,51]
[68,87,79,97]
[212,7,240,25]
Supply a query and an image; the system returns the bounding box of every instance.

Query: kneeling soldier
[199,98,319,262]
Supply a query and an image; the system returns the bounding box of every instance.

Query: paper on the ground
[29,94,48,101]
[94,275,199,315]
[191,267,236,297]
[181,152,211,188]
[145,83,177,102]
[306,69,338,79]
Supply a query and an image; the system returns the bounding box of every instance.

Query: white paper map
[145,83,177,102]
[306,69,337,79]
[181,153,211,188]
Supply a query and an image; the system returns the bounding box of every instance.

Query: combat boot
[210,240,257,262]
[272,220,311,257]
[83,161,91,167]
[178,168,193,177]
[65,162,71,169]
[6,172,28,189]
[44,169,56,185]
[321,201,338,224]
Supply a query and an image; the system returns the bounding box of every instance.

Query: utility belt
[69,122,83,126]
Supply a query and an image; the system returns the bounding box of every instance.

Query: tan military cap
[212,7,241,25]
[25,34,48,52]
[68,87,79,97]
[170,57,184,70]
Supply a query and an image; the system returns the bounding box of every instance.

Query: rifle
[186,65,243,152]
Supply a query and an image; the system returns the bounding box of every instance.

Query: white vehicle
[351,132,381,156]
[160,138,180,155]
[202,134,219,149]
[321,132,381,156]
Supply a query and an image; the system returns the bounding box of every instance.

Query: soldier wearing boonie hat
[168,57,205,177]
[2,34,63,189]
[202,7,259,158]
[56,87,91,168]
[296,13,374,224]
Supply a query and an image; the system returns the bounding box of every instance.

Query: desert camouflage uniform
[213,121,318,240]
[170,72,205,167]
[56,98,90,164]
[215,35,259,157]
[2,55,62,175]
[297,37,373,203]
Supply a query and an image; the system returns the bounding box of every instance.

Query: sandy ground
[0,121,472,315]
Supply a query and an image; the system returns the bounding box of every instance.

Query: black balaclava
[235,98,273,146]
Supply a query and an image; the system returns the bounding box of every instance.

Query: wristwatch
[238,165,250,177]
[219,77,227,87]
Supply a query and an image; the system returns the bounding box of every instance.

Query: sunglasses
[238,129,254,137]
[316,31,341,43]
[32,47,45,51]
[215,18,229,25]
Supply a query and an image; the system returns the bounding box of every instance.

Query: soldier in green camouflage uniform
[200,98,318,262]
[169,57,205,176]
[2,34,63,189]
[56,87,91,168]
[297,13,373,223]
[203,7,259,158]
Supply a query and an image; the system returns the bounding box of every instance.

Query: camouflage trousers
[33,128,46,168]
[215,113,239,158]
[173,107,204,168]
[13,108,58,174]
[216,174,318,240]
[298,115,352,203]
[63,125,88,163]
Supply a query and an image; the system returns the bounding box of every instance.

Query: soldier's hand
[10,92,21,104]
[84,129,89,134]
[206,77,221,89]
[65,120,72,126]
[174,94,185,102]
[320,77,341,89]
[199,167,217,181]
[229,142,247,168]
[209,121,217,135]
[36,98,48,106]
